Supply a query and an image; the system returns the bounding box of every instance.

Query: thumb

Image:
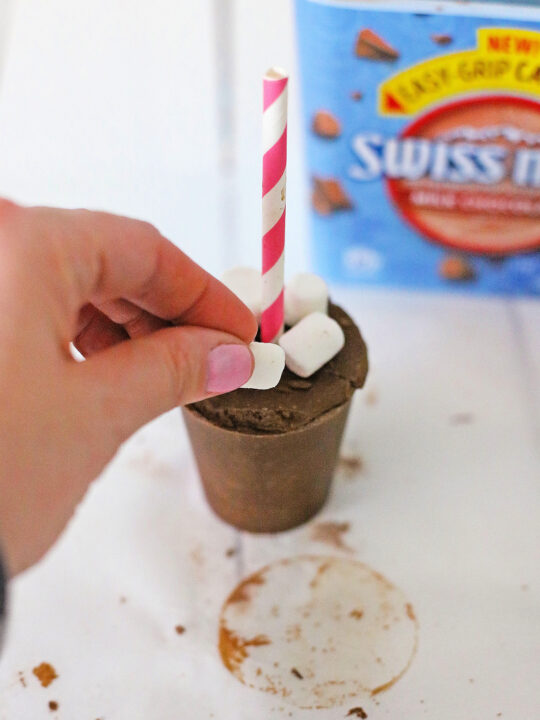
[73,325,254,443]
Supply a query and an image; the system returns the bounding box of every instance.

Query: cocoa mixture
[191,304,367,434]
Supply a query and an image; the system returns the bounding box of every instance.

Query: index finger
[6,203,258,343]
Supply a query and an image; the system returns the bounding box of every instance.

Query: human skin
[0,200,257,576]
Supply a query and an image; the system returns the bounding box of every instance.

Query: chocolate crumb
[175,625,186,635]
[347,708,368,718]
[32,663,58,688]
[439,255,476,282]
[48,701,59,711]
[312,177,353,215]
[291,667,303,679]
[350,91,363,101]
[312,110,341,139]
[355,28,399,60]
[349,609,364,620]
[119,595,127,604]
[225,547,237,557]
[431,33,453,45]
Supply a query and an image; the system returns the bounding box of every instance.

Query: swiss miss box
[294,0,540,295]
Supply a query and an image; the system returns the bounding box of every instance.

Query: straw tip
[264,66,288,81]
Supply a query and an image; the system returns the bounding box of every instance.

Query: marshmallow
[241,342,285,390]
[279,312,344,378]
[221,266,262,320]
[284,272,328,327]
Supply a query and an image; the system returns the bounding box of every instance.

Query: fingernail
[206,344,253,394]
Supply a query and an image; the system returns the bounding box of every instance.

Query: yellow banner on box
[378,28,540,117]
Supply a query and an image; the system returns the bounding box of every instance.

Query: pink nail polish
[206,344,253,394]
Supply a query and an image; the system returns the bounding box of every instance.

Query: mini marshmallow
[241,342,285,390]
[221,266,262,320]
[279,312,344,378]
[284,272,328,327]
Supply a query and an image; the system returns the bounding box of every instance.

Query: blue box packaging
[294,0,540,294]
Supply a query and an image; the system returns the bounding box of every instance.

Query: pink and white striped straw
[261,67,288,344]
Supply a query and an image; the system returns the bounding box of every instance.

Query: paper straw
[261,67,288,343]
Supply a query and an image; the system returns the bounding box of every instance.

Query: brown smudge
[450,412,474,425]
[119,596,127,604]
[291,668,304,679]
[175,625,186,635]
[371,677,398,696]
[365,389,378,406]
[32,663,58,688]
[48,701,59,711]
[218,625,271,675]
[355,29,399,61]
[312,110,342,139]
[312,177,353,215]
[349,609,364,620]
[18,672,26,688]
[439,255,476,282]
[225,547,237,557]
[431,33,453,45]
[227,570,266,604]
[405,603,416,621]
[350,91,363,101]
[311,521,353,552]
[309,560,333,588]
[339,455,364,477]
[347,708,368,718]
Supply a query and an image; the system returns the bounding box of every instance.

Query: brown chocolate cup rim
[183,396,353,438]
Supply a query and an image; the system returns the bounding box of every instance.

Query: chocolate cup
[182,399,351,533]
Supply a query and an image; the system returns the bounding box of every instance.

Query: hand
[0,200,257,576]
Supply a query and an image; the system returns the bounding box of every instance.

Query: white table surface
[0,2,538,719]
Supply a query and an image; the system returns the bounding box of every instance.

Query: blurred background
[0,0,306,277]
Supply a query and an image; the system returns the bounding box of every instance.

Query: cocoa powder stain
[32,663,58,688]
[365,389,378,406]
[227,571,266,604]
[175,625,186,635]
[339,455,364,477]
[347,708,368,718]
[371,677,398,696]
[218,625,271,675]
[310,560,333,588]
[349,609,364,620]
[311,522,353,552]
[48,701,59,711]
[450,412,474,425]
[405,603,416,621]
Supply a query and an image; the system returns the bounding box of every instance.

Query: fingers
[74,326,254,443]
[1,202,258,343]
[74,305,128,357]
[96,298,169,338]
